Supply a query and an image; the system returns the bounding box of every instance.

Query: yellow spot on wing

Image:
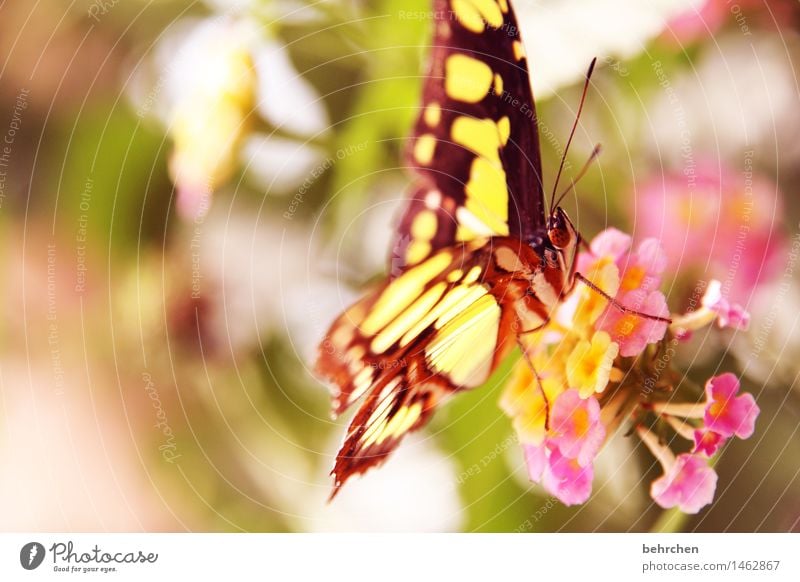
[513,40,526,61]
[434,284,489,329]
[411,209,437,240]
[413,134,437,165]
[377,403,423,446]
[451,116,505,163]
[447,269,463,282]
[445,54,493,104]
[371,282,448,353]
[424,102,442,127]
[493,73,504,95]
[400,283,487,348]
[360,252,453,335]
[452,0,485,33]
[361,378,402,446]
[497,116,511,145]
[452,0,505,32]
[405,240,431,265]
[462,265,483,285]
[426,294,501,387]
[347,345,366,366]
[456,208,496,240]
[465,158,509,234]
[474,0,504,27]
[352,367,374,399]
[424,190,442,209]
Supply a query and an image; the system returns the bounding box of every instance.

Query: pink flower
[522,440,595,506]
[542,449,594,506]
[636,163,785,300]
[618,238,668,295]
[576,228,631,274]
[651,453,718,514]
[693,429,725,457]
[590,228,631,261]
[548,390,605,466]
[670,279,751,335]
[704,373,760,439]
[523,443,547,482]
[702,280,750,330]
[664,0,729,45]
[597,290,670,357]
[665,0,800,44]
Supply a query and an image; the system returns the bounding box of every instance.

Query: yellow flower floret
[500,361,564,444]
[566,331,620,398]
[572,258,620,329]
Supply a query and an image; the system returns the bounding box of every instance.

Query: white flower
[732,277,800,387]
[253,38,330,138]
[291,434,463,532]
[241,133,327,194]
[644,32,800,168]
[516,0,700,96]
[131,13,330,220]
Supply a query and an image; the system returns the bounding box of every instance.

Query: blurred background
[0,0,798,532]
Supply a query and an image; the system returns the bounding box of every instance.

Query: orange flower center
[621,266,645,292]
[614,314,639,338]
[708,400,725,419]
[572,408,590,437]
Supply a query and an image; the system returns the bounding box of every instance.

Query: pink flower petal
[542,449,593,506]
[618,238,668,294]
[704,374,760,439]
[693,429,726,456]
[717,302,751,330]
[548,390,605,466]
[705,372,740,401]
[635,165,786,299]
[651,453,718,514]
[634,238,668,276]
[598,290,669,357]
[702,281,751,330]
[575,252,598,276]
[523,443,547,483]
[590,228,632,260]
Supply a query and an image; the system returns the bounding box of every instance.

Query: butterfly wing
[393,0,546,272]
[318,0,546,493]
[317,245,521,493]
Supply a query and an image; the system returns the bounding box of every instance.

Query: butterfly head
[546,207,578,251]
[542,206,580,291]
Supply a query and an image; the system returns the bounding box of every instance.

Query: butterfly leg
[516,337,550,431]
[575,272,672,324]
[517,319,549,336]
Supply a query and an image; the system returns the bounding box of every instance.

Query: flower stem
[652,401,706,419]
[663,414,696,441]
[636,426,675,469]
[651,506,690,533]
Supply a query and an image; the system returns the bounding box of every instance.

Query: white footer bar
[1,533,797,580]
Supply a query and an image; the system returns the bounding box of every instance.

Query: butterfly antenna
[553,143,602,209]
[549,57,597,212]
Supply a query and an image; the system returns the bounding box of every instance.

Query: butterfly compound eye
[547,209,574,249]
[549,227,571,248]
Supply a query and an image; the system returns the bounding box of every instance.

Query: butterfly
[315,0,654,498]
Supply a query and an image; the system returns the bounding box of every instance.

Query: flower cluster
[641,373,759,513]
[137,11,330,223]
[166,18,258,221]
[501,229,760,513]
[636,163,785,300]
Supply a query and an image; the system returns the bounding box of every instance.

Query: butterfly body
[316,0,583,494]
